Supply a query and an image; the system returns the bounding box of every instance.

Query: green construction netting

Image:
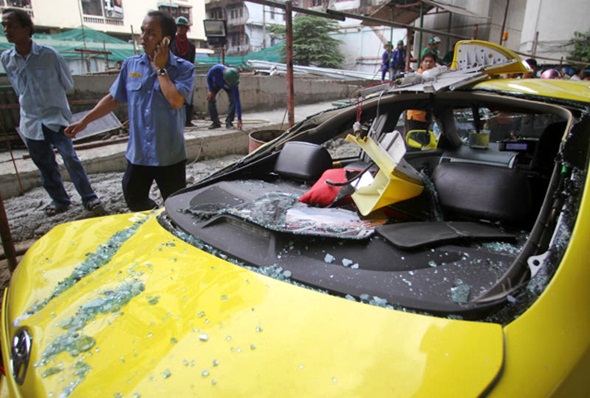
[198,42,285,68]
[0,25,285,68]
[0,26,136,61]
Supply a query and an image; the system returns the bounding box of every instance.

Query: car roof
[472,78,590,104]
[383,40,590,106]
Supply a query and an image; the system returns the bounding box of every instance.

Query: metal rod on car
[285,0,295,128]
[0,190,17,272]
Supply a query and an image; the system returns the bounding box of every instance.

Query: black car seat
[432,162,532,224]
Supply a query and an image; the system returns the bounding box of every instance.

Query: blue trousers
[26,125,98,207]
[207,86,235,126]
[381,65,392,81]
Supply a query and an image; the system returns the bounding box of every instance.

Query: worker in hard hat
[170,16,196,127]
[380,41,393,82]
[391,40,406,77]
[421,37,441,64]
[206,64,243,130]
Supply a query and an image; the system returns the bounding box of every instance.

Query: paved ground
[0,100,338,200]
[0,100,342,285]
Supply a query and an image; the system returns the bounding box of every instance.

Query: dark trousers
[26,125,97,207]
[185,103,193,126]
[122,160,187,211]
[207,86,235,126]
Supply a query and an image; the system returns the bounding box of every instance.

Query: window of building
[80,0,124,19]
[229,32,241,48]
[228,7,243,22]
[3,0,32,8]
[210,8,223,20]
[158,3,191,22]
[1,0,34,17]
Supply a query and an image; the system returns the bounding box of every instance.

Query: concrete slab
[0,100,339,200]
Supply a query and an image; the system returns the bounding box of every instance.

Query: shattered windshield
[181,190,382,239]
[163,92,586,323]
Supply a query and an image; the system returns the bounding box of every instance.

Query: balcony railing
[83,16,124,26]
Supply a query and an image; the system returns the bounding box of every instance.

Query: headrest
[274,141,332,182]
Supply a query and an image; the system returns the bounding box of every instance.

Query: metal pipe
[285,0,294,128]
[447,12,452,51]
[0,190,17,272]
[500,0,510,44]
[418,3,424,61]
[532,31,539,56]
[248,0,467,39]
[405,28,412,71]
[0,114,24,195]
[325,8,469,40]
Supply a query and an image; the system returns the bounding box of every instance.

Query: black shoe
[208,122,221,129]
[225,123,235,130]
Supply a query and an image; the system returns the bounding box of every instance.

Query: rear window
[453,108,564,144]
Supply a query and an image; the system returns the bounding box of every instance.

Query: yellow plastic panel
[346,133,423,215]
[451,40,531,76]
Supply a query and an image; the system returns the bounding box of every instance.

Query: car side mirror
[405,129,438,150]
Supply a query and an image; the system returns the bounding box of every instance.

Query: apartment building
[1,1,586,70]
[205,0,287,56]
[0,0,207,44]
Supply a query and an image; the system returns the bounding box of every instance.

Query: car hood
[2,212,504,397]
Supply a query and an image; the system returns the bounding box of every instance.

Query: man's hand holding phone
[153,36,170,69]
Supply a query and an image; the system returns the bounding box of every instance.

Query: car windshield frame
[163,82,586,324]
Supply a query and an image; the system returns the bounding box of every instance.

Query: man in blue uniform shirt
[206,64,242,130]
[65,11,195,211]
[1,8,102,216]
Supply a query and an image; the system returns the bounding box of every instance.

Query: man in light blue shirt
[66,11,195,211]
[1,8,102,216]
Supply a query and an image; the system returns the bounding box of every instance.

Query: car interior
[162,91,586,322]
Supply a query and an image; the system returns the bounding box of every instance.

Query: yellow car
[1,41,589,397]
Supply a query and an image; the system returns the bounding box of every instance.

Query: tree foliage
[567,29,590,63]
[268,15,344,68]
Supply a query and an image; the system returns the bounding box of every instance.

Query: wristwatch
[157,68,168,76]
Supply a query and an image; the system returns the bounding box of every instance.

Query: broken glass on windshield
[182,192,384,239]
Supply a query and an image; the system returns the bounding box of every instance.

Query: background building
[0,0,206,41]
[0,0,587,73]
[213,0,587,74]
[205,0,287,56]
[397,0,587,66]
[0,0,208,72]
